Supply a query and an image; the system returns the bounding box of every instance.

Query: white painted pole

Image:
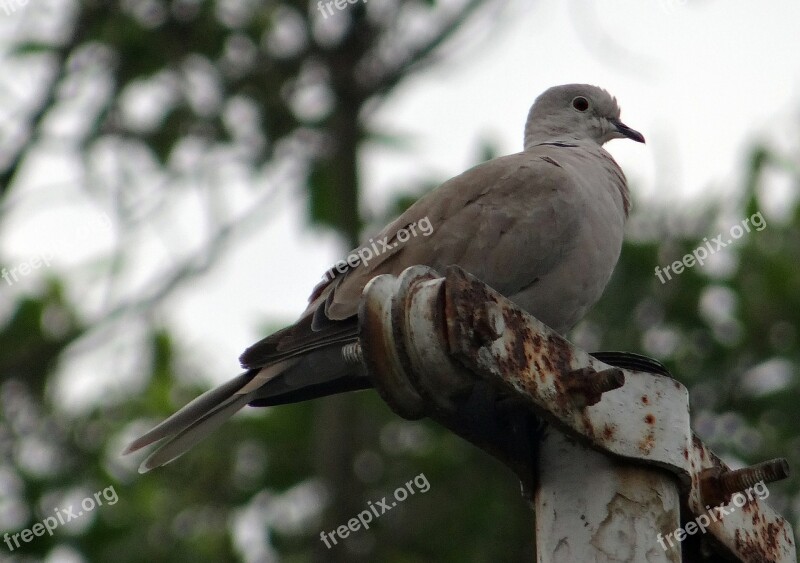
[534,429,682,562]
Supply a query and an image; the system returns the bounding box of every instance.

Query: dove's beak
[610,118,645,143]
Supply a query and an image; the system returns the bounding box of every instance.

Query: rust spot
[641,395,649,404]
[602,423,615,440]
[732,518,784,560]
[644,414,655,424]
[693,435,706,459]
[682,447,689,460]
[489,308,527,374]
[546,334,574,378]
[580,410,596,440]
[638,430,655,454]
[700,466,730,508]
[762,522,780,553]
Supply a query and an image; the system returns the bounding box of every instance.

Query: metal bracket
[357,264,795,562]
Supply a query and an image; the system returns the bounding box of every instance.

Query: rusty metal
[679,439,795,562]
[358,268,429,420]
[562,366,625,407]
[701,458,791,508]
[720,459,792,493]
[441,264,691,470]
[358,266,478,421]
[357,264,797,562]
[359,266,542,491]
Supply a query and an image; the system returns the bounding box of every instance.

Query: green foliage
[0,279,82,395]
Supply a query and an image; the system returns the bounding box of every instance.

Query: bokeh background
[1,0,800,561]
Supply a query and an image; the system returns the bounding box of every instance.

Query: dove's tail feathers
[137,393,251,473]
[124,347,368,471]
[125,340,372,472]
[248,374,371,408]
[125,362,292,471]
[123,371,255,456]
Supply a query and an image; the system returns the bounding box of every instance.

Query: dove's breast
[507,145,628,334]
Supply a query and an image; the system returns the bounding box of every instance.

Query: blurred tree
[1,1,799,563]
[1,1,534,562]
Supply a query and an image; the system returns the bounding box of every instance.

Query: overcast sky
[3,0,800,407]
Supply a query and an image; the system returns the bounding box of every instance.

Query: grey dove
[124,84,644,472]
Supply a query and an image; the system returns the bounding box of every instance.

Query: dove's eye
[572,96,590,112]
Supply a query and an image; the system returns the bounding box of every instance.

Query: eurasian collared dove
[125,84,644,472]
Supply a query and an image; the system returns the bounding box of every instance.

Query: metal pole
[355,265,796,562]
[535,428,681,562]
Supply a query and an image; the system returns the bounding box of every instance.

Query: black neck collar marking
[536,141,579,148]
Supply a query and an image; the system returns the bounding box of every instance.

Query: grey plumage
[124,84,644,472]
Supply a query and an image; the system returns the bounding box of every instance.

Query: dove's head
[524,84,644,149]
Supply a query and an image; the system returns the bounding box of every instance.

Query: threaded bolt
[563,367,625,407]
[584,368,625,395]
[341,341,363,365]
[718,458,790,495]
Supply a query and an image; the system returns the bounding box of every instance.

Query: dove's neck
[524,122,632,218]
[523,117,599,150]
[524,131,596,149]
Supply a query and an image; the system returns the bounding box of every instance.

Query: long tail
[123,360,293,473]
[135,393,252,472]
[123,372,254,456]
[124,344,371,473]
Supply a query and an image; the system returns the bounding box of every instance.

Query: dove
[124,84,644,472]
